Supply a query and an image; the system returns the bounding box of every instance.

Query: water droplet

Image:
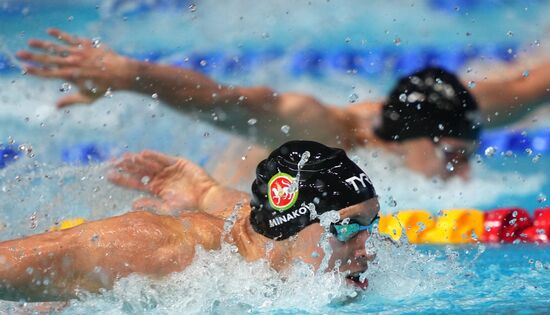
[151,93,158,99]
[29,211,37,230]
[199,60,207,67]
[438,124,444,130]
[532,154,542,163]
[393,37,401,46]
[537,193,547,203]
[203,132,209,137]
[91,37,101,48]
[484,146,496,157]
[247,118,257,125]
[506,31,514,37]
[67,16,74,22]
[525,148,533,156]
[104,88,113,98]
[468,81,476,88]
[297,151,310,169]
[18,144,33,157]
[398,93,407,102]
[387,197,397,207]
[59,82,71,93]
[188,3,197,12]
[446,162,455,172]
[26,267,34,274]
[141,176,150,185]
[91,234,100,242]
[280,125,290,134]
[348,93,359,103]
[522,70,529,77]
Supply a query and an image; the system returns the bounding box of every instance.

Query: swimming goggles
[330,215,380,242]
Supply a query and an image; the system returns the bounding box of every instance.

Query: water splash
[61,244,356,314]
[288,150,310,194]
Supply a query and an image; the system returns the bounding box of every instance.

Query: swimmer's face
[400,137,477,179]
[287,198,379,288]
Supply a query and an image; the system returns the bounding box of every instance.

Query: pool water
[0,0,549,314]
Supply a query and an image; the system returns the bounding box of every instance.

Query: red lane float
[480,207,532,243]
[520,208,550,244]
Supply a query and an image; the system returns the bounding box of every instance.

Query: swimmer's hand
[108,150,220,215]
[16,28,133,108]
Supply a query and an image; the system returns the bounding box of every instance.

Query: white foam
[63,243,356,314]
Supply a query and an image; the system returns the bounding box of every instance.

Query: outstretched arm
[17,28,354,148]
[468,60,550,127]
[0,211,224,302]
[108,150,250,219]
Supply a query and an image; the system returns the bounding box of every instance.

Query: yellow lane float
[50,217,86,231]
[378,209,484,244]
[419,209,484,244]
[378,210,435,243]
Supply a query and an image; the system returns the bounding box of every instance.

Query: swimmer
[0,141,379,301]
[16,28,550,179]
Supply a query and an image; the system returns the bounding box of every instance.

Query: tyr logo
[345,173,372,192]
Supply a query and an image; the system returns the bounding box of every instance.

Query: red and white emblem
[268,172,299,211]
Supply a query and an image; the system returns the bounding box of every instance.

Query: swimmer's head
[249,140,377,240]
[374,67,482,143]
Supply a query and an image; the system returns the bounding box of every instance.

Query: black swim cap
[249,140,377,240]
[374,67,482,142]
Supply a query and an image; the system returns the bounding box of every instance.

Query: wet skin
[0,150,378,301]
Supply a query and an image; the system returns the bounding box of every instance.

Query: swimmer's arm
[199,183,251,219]
[18,29,356,147]
[126,60,356,147]
[0,211,212,302]
[469,61,550,127]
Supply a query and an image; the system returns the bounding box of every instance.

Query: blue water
[0,0,549,314]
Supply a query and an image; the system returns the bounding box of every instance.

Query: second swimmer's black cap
[249,140,377,240]
[374,67,482,142]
